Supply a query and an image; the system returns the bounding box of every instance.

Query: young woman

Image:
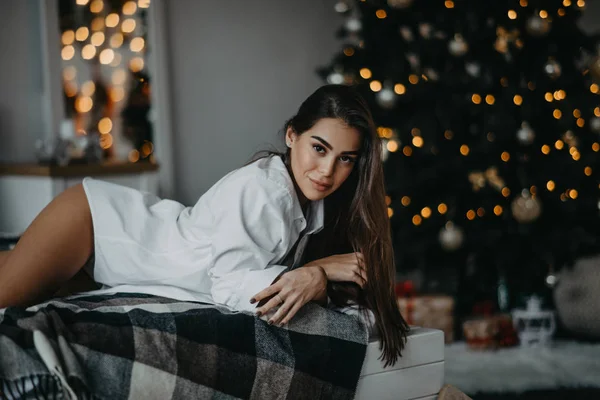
[0,84,408,366]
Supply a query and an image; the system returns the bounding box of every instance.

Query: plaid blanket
[0,293,368,399]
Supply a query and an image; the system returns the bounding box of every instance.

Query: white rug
[444,341,600,394]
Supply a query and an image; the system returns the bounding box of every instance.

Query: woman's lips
[309,178,332,192]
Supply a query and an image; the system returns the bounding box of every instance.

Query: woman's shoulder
[224,155,294,197]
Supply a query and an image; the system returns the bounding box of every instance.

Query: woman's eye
[313,145,326,153]
[340,156,356,164]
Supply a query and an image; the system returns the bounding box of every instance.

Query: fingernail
[268,320,273,325]
[250,298,256,304]
[256,311,262,317]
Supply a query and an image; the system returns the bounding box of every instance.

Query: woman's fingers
[280,300,304,326]
[268,295,297,325]
[251,281,282,305]
[256,293,284,316]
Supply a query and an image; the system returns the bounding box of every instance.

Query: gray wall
[0,0,45,162]
[165,1,342,204]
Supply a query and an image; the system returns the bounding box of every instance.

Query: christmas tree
[319,0,600,300]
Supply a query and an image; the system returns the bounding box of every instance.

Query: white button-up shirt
[83,156,324,314]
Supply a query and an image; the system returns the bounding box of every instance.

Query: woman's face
[286,118,361,203]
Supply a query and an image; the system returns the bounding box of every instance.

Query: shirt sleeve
[207,175,293,313]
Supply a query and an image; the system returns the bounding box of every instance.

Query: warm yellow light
[343,47,355,56]
[595,107,600,117]
[110,33,124,48]
[128,149,140,163]
[121,18,136,34]
[528,82,535,90]
[90,0,104,13]
[62,30,75,45]
[61,45,75,61]
[520,0,528,6]
[385,196,392,205]
[359,68,372,79]
[593,142,600,152]
[541,145,551,154]
[142,143,154,158]
[544,92,553,102]
[64,82,78,97]
[409,75,419,84]
[370,80,382,92]
[584,166,592,176]
[100,133,113,149]
[466,210,476,220]
[376,9,387,19]
[577,118,585,127]
[91,32,105,46]
[555,140,564,150]
[553,109,562,119]
[444,130,454,140]
[110,53,122,67]
[99,49,115,64]
[403,146,413,156]
[412,137,424,148]
[98,117,113,134]
[485,94,495,105]
[387,208,394,218]
[493,205,503,216]
[460,145,470,156]
[569,189,578,199]
[569,147,578,156]
[501,151,510,162]
[572,152,581,161]
[577,0,585,7]
[445,0,454,8]
[110,86,125,102]
[81,81,95,96]
[91,17,104,31]
[105,13,119,28]
[573,109,581,118]
[394,83,406,95]
[472,94,482,104]
[558,90,566,99]
[421,207,432,218]
[558,7,566,15]
[487,132,496,142]
[75,96,93,113]
[412,215,422,226]
[477,208,485,217]
[508,10,517,19]
[130,37,145,52]
[563,0,572,5]
[411,127,421,137]
[123,1,137,15]
[80,44,95,59]
[553,91,561,100]
[590,84,599,93]
[438,203,448,214]
[547,180,555,191]
[112,69,126,85]
[138,0,151,9]
[387,140,399,152]
[62,66,76,81]
[401,196,411,206]
[129,57,144,72]
[502,187,511,197]
[530,186,537,195]
[75,27,89,41]
[501,77,509,86]
[513,95,523,105]
[539,10,548,18]
[76,0,90,4]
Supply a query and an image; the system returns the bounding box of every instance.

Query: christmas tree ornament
[544,58,562,79]
[376,86,397,109]
[512,296,556,347]
[334,1,351,14]
[465,62,481,77]
[517,122,536,145]
[526,14,551,37]
[345,17,362,33]
[448,34,468,57]
[387,0,413,9]
[590,56,600,83]
[590,116,600,133]
[511,190,542,223]
[439,221,464,251]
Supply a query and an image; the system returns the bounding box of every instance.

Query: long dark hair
[271,84,409,366]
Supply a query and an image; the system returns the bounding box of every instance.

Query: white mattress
[355,327,444,400]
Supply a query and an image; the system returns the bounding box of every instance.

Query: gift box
[462,314,518,350]
[396,282,455,343]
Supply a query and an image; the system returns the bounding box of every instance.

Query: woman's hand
[250,266,327,326]
[306,252,367,288]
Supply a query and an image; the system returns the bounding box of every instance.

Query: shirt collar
[305,199,324,235]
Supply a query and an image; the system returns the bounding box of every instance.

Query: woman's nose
[319,157,336,177]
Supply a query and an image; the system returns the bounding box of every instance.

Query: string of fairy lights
[60,0,153,163]
[327,0,599,253]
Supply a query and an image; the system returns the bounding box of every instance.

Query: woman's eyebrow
[311,136,359,155]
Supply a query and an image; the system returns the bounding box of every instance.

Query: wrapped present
[462,314,519,350]
[397,293,455,343]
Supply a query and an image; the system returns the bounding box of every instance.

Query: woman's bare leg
[0,184,94,308]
